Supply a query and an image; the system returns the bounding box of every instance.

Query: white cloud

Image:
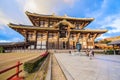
[100,14,120,33]
[63,0,76,6]
[107,19,120,33]
[85,0,108,18]
[17,0,77,14]
[0,40,11,43]
[0,0,77,27]
[85,0,120,38]
[96,34,109,40]
[0,10,17,30]
[0,12,10,25]
[12,37,24,42]
[0,37,24,43]
[0,11,11,30]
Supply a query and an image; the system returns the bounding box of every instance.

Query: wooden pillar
[79,34,83,49]
[67,31,70,49]
[46,31,48,51]
[39,17,40,26]
[23,30,28,42]
[86,33,90,49]
[92,33,97,48]
[76,33,80,43]
[57,32,59,49]
[48,19,50,27]
[34,31,37,49]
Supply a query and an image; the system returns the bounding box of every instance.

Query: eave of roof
[71,29,108,33]
[108,40,120,45]
[8,23,59,31]
[8,23,107,33]
[25,11,94,21]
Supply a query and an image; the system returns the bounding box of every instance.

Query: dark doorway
[63,42,66,49]
[73,42,75,49]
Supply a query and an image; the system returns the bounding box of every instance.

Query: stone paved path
[52,54,66,80]
[55,53,120,80]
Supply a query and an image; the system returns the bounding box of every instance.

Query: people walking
[89,49,94,60]
[86,49,89,56]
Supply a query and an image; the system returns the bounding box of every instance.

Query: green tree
[0,47,4,53]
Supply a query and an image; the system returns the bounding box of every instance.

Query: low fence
[0,61,23,80]
[33,52,50,80]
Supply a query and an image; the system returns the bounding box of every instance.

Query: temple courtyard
[55,53,120,80]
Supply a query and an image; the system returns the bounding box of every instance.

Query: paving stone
[55,53,120,80]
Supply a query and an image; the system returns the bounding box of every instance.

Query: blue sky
[0,0,120,42]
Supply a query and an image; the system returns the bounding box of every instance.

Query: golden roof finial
[64,14,68,17]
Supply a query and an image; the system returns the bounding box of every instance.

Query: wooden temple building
[8,11,107,50]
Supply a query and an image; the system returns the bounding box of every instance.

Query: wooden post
[16,61,20,78]
[84,22,89,27]
[34,31,37,49]
[92,33,97,49]
[57,32,59,49]
[48,19,50,27]
[67,31,70,49]
[46,31,48,51]
[76,33,80,43]
[86,33,90,49]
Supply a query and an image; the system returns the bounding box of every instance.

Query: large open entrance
[63,42,66,49]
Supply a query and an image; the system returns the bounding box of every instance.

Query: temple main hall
[8,11,107,49]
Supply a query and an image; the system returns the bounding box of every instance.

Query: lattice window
[40,20,45,27]
[48,33,54,38]
[37,33,45,39]
[28,33,33,40]
[49,22,53,27]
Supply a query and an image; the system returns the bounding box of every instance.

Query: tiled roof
[108,40,120,45]
[8,23,107,33]
[25,11,94,21]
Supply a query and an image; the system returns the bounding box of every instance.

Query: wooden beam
[84,22,89,27]
[79,22,89,29]
[93,33,98,39]
[38,17,40,26]
[20,30,27,42]
[86,33,90,49]
[19,29,25,37]
[26,30,28,42]
[92,33,98,48]
[30,16,36,26]
[79,22,85,29]
[76,33,80,42]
